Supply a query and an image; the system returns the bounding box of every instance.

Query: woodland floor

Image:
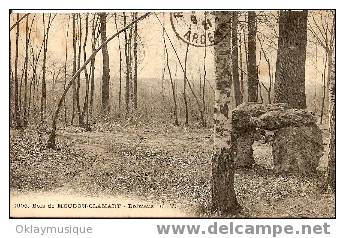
[10,123,335,218]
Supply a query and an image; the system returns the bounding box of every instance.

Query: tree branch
[10,13,30,31]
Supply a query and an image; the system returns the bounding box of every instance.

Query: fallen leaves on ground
[10,123,334,218]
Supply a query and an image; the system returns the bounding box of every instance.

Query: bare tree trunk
[41,13,52,123]
[114,14,123,112]
[100,13,110,113]
[258,80,264,103]
[82,13,90,130]
[320,55,328,124]
[161,63,166,103]
[274,10,308,109]
[183,43,190,125]
[133,12,138,109]
[161,16,167,107]
[89,14,98,123]
[76,14,83,125]
[128,19,134,115]
[162,27,179,126]
[14,13,21,128]
[10,13,30,31]
[30,34,44,124]
[23,15,29,127]
[201,31,207,127]
[327,14,335,192]
[238,32,244,96]
[258,36,273,104]
[247,11,258,102]
[19,68,23,115]
[10,18,13,126]
[71,14,77,125]
[63,16,70,125]
[327,48,335,192]
[232,12,242,106]
[26,15,35,124]
[123,13,130,114]
[212,11,241,216]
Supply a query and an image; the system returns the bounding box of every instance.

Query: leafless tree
[247,11,259,102]
[232,11,243,106]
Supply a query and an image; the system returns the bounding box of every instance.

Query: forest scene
[9,10,335,218]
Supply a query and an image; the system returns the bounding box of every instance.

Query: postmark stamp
[170,11,231,47]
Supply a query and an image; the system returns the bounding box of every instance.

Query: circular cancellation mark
[170,11,231,47]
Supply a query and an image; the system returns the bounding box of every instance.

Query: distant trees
[308,11,335,123]
[47,12,151,148]
[11,13,55,128]
[122,12,140,117]
[158,13,208,127]
[10,12,216,132]
[161,17,179,126]
[274,10,308,109]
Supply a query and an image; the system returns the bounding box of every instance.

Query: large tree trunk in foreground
[212,11,241,216]
[247,11,258,102]
[100,13,110,113]
[274,10,308,109]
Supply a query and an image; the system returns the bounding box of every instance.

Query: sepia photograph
[9,10,335,218]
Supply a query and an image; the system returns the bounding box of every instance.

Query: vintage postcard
[9,10,335,218]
